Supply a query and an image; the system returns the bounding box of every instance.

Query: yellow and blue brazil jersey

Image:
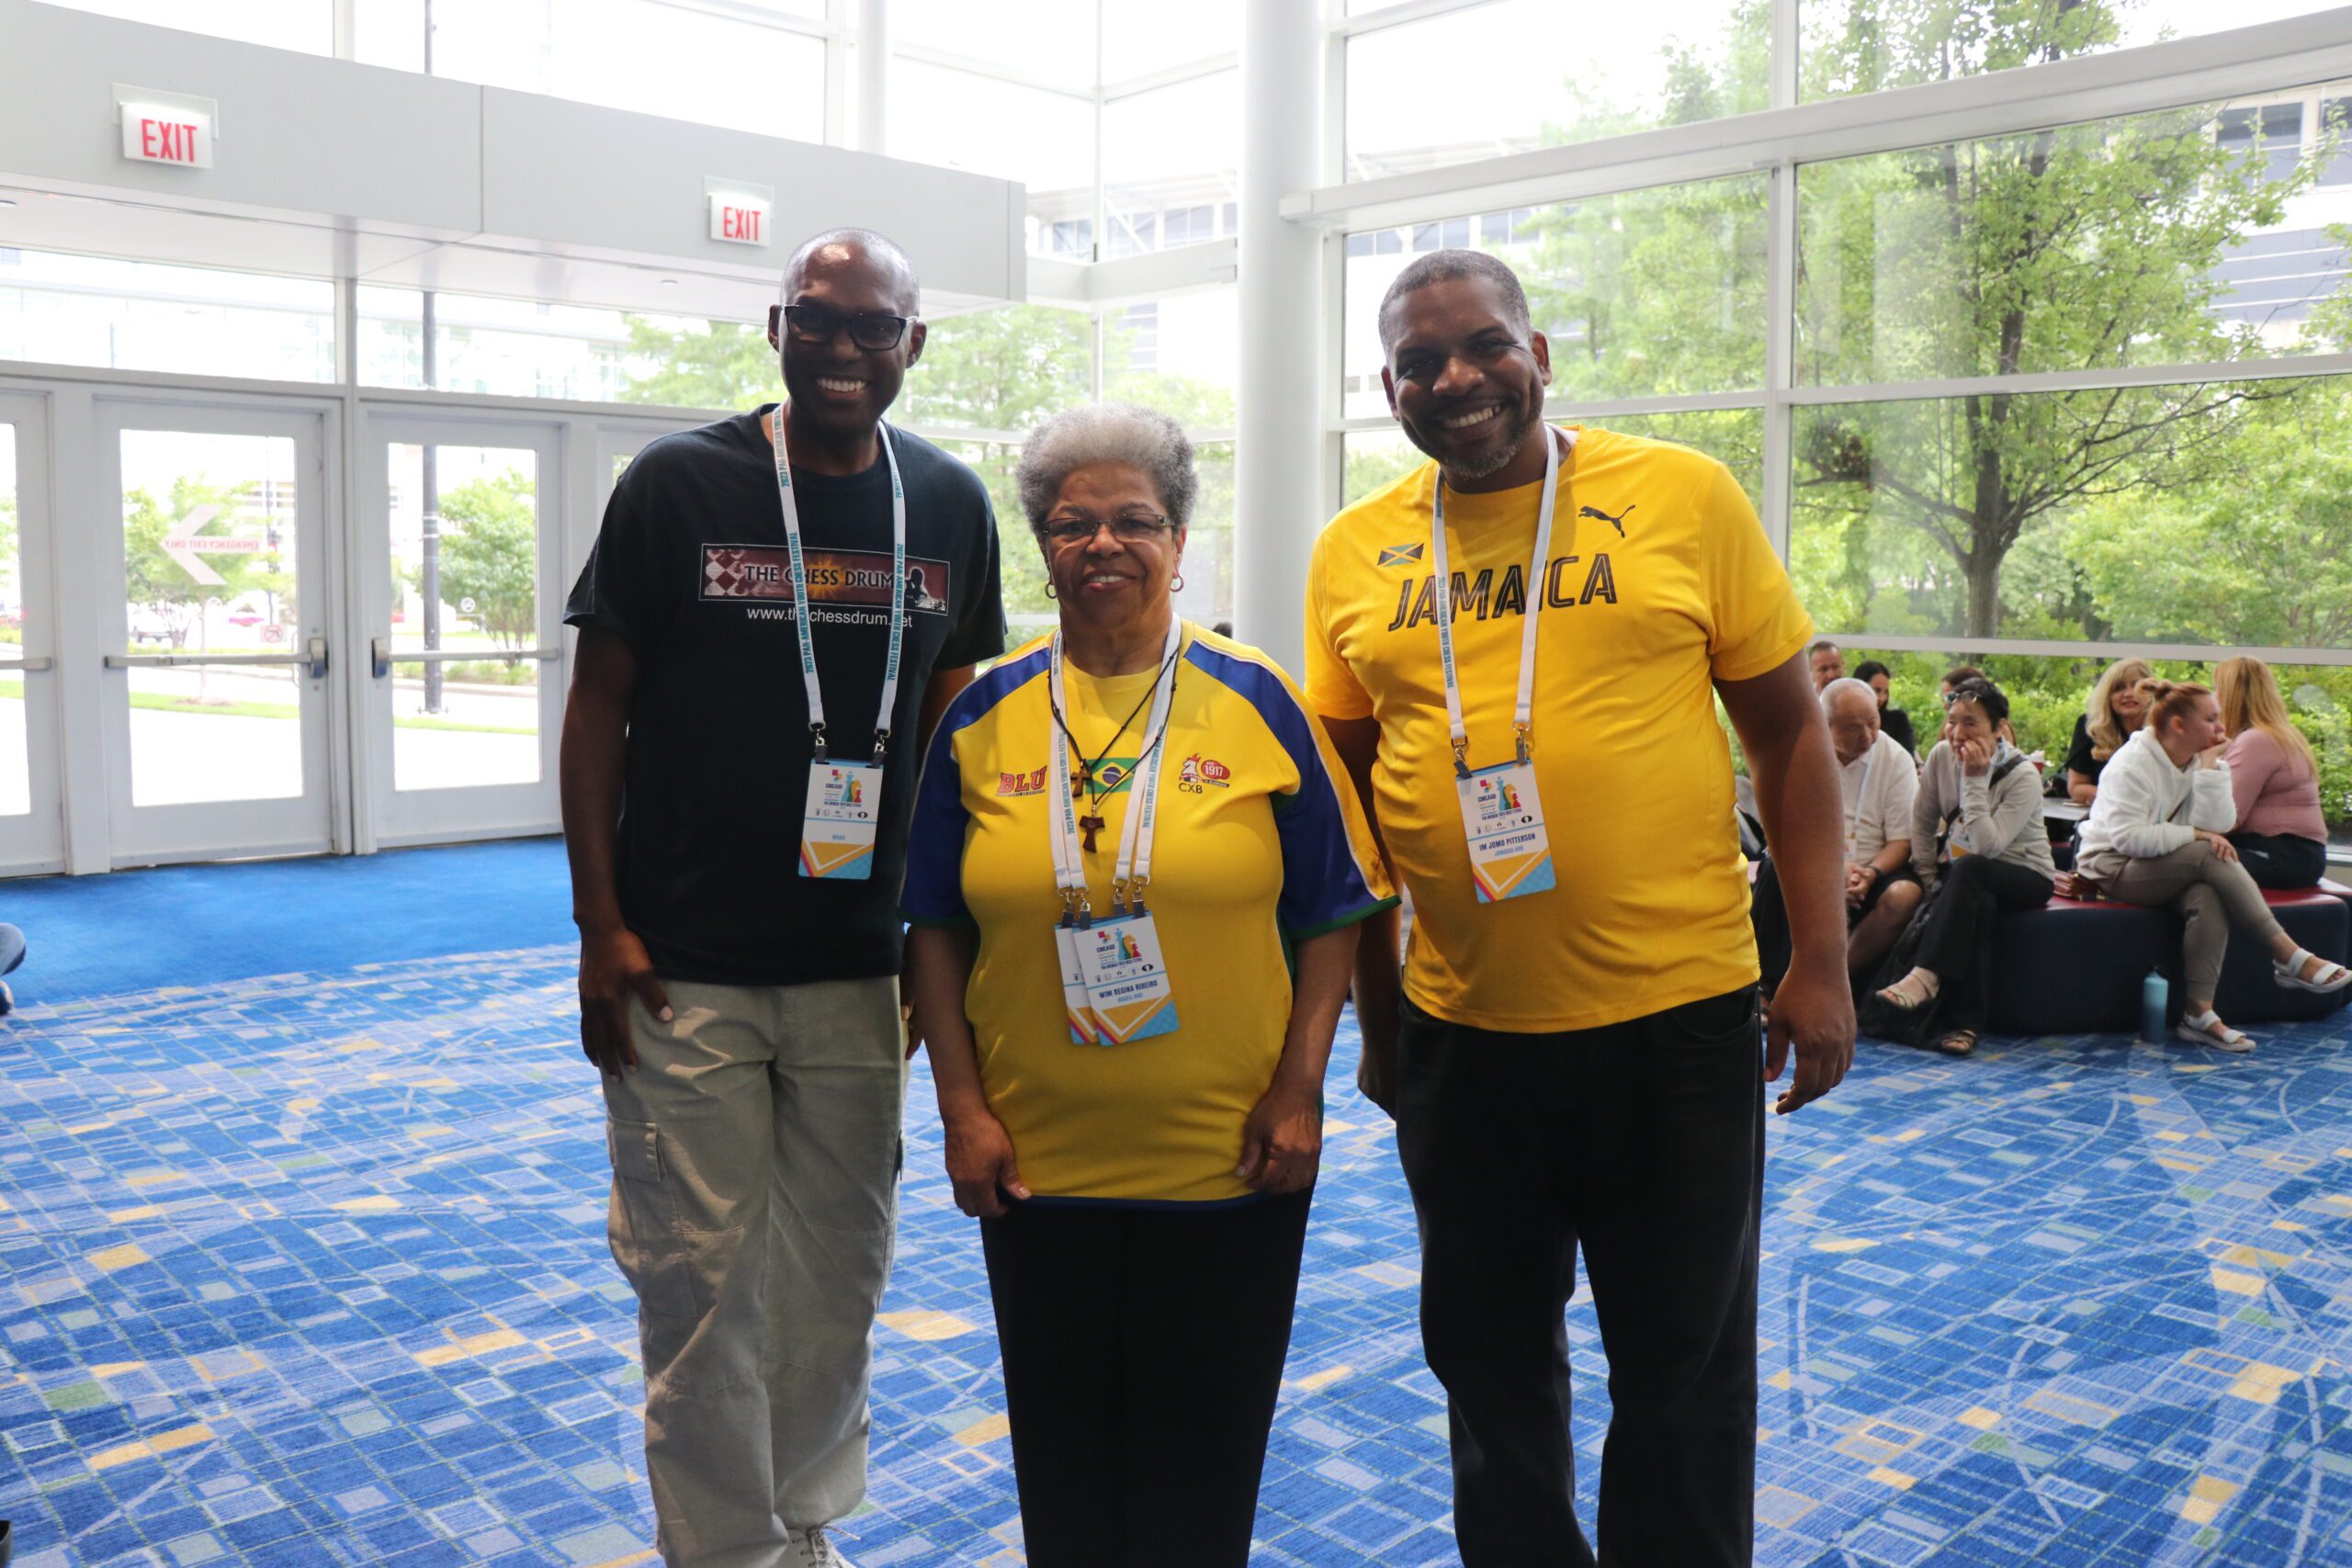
[903,622,1396,1205]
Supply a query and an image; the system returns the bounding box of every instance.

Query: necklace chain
[1049,646,1180,807]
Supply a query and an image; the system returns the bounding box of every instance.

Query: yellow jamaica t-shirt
[1304,425,1813,1033]
[903,623,1395,1204]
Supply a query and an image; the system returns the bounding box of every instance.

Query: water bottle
[2140,969,2169,1043]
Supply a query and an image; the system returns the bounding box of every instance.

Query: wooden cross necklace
[1049,649,1179,854]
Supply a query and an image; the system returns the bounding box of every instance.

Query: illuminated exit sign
[116,85,217,170]
[706,178,774,248]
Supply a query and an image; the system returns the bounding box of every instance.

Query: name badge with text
[800,761,882,879]
[1076,910,1179,1044]
[1056,923,1101,1044]
[1456,760,1555,903]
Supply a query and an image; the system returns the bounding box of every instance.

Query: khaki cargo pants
[601,975,907,1568]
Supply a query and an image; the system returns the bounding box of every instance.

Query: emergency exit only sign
[116,85,217,169]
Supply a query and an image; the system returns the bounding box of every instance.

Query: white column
[1233,0,1320,674]
[858,0,890,155]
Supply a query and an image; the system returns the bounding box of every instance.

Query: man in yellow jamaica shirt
[1305,249,1855,1566]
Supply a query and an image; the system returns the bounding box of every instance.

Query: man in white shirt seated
[1753,678,1922,998]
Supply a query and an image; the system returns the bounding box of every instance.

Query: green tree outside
[616,302,1236,622]
[122,478,288,649]
[435,470,539,650]
[0,491,18,648]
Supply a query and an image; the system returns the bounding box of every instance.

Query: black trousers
[1913,855,2053,984]
[2229,829,2328,890]
[1750,855,1915,994]
[978,1189,1312,1568]
[1396,987,1765,1567]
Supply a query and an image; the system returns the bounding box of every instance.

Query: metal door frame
[95,392,344,868]
[356,406,569,847]
[0,391,67,874]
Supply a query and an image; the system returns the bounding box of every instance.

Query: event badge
[799,760,882,879]
[1075,909,1180,1044]
[1430,424,1573,908]
[1046,618,1185,1045]
[1454,759,1555,903]
[774,414,910,884]
[1056,920,1101,1044]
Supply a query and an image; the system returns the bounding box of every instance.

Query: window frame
[1309,5,2352,672]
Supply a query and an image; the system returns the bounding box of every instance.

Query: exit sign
[706,179,774,248]
[117,88,217,169]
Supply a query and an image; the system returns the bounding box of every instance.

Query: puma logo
[1578,503,1633,537]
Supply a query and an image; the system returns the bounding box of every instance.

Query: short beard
[1405,397,1544,482]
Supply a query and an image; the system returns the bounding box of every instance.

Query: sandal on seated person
[2175,1009,2255,1053]
[1932,1029,1975,1057]
[2273,948,2352,994]
[1876,967,1939,1012]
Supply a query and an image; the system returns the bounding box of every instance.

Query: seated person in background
[2217,655,2329,889]
[2064,656,2151,806]
[2076,679,2350,1052]
[1939,663,2032,758]
[1869,680,2054,1057]
[0,920,20,1016]
[1755,677,1920,996]
[1809,637,1846,692]
[1856,660,1917,759]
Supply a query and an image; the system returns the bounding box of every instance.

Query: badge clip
[808,719,829,764]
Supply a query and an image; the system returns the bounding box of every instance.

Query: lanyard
[1430,425,1572,776]
[1846,739,1877,853]
[1046,617,1184,920]
[771,408,907,764]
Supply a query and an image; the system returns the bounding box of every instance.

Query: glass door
[586,412,701,575]
[97,400,334,867]
[593,415,701,509]
[0,393,64,874]
[360,412,564,844]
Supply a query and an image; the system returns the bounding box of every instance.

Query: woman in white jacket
[2076,679,2351,1050]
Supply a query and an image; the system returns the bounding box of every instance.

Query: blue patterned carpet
[5,903,2352,1562]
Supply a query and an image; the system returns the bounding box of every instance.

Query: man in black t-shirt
[561,228,1003,1568]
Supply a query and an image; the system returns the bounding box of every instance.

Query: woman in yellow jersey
[902,403,1395,1568]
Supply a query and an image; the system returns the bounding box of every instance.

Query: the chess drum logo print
[701,544,954,612]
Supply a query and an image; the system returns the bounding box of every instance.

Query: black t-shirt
[2064,713,2104,785]
[1883,705,1917,759]
[565,408,1005,985]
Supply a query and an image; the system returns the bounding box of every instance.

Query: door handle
[306,634,329,680]
[373,636,390,680]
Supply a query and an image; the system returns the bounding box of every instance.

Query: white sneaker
[787,1527,854,1568]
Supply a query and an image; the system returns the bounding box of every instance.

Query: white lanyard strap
[1110,618,1185,910]
[1046,617,1184,921]
[1430,425,1568,775]
[1045,634,1090,919]
[772,411,908,764]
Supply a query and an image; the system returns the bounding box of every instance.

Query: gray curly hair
[1014,403,1197,537]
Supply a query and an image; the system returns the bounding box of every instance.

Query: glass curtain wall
[1336,0,2352,851]
[881,2,1242,625]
